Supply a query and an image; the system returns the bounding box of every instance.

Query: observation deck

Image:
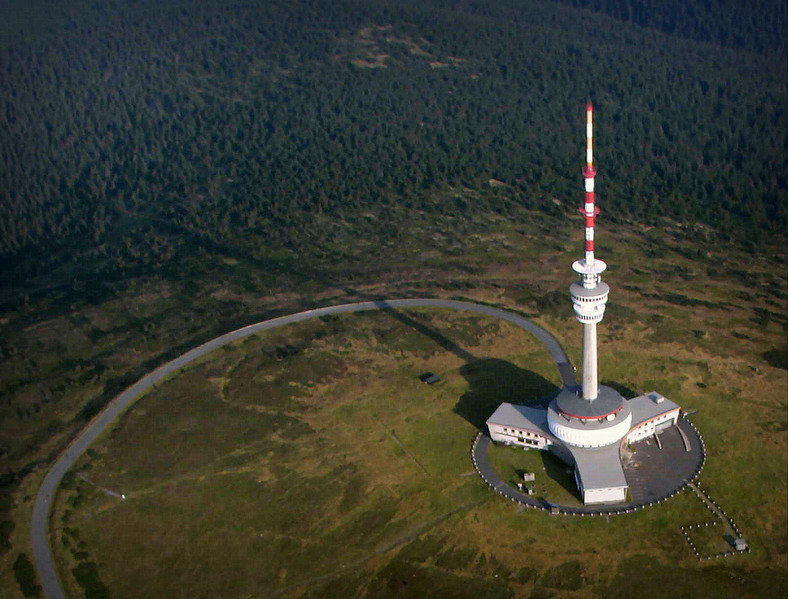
[570,280,609,324]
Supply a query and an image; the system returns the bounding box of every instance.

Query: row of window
[572,294,608,303]
[577,313,603,322]
[500,427,546,444]
[502,427,537,437]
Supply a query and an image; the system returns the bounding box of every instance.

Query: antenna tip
[586,101,594,112]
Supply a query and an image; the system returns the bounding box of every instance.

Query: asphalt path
[31,298,573,599]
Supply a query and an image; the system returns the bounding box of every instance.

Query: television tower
[570,103,609,401]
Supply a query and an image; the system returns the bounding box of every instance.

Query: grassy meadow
[46,214,788,598]
[1,210,785,598]
[51,309,553,598]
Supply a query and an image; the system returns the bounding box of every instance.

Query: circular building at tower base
[547,385,631,448]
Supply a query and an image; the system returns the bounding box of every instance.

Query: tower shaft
[582,323,598,400]
[571,102,608,401]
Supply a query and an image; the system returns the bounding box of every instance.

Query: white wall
[488,424,548,449]
[583,486,627,504]
[547,409,632,448]
[626,409,679,443]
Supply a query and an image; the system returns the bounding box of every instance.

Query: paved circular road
[31,298,575,599]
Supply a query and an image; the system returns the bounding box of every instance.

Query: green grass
[50,310,508,598]
[600,554,787,599]
[486,443,582,507]
[45,271,787,598]
[686,523,734,556]
[1,212,785,599]
[362,557,513,599]
[540,560,585,590]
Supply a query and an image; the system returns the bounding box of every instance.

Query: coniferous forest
[0,0,785,310]
[1,3,787,597]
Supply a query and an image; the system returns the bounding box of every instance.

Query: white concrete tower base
[582,323,598,400]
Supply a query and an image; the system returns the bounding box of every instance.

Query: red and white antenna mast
[583,103,599,267]
[570,102,610,401]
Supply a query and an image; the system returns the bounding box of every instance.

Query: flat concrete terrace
[473,417,705,515]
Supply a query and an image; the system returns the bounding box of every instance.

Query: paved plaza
[622,420,704,504]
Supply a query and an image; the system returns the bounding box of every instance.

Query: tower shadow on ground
[455,359,559,431]
[373,304,477,363]
[372,309,562,436]
[206,256,565,437]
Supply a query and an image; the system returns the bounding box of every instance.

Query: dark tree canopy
[0,0,785,296]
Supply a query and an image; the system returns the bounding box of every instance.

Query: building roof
[555,385,625,419]
[626,392,680,427]
[486,403,551,436]
[569,443,628,490]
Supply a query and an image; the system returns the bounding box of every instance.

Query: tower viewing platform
[570,278,609,324]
